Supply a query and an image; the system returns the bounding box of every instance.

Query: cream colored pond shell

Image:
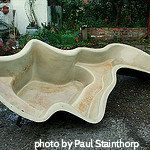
[0,39,150,123]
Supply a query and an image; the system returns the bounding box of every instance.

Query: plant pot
[26,26,38,35]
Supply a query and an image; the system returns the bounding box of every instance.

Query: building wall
[11,0,48,34]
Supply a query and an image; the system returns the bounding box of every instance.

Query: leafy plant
[61,0,147,29]
[18,27,78,49]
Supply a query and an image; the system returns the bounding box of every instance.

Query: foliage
[61,0,147,28]
[19,27,79,49]
[18,1,149,51]
[61,31,77,47]
[33,28,61,46]
[0,38,19,56]
[62,0,83,29]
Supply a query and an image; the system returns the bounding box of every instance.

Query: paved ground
[0,73,150,150]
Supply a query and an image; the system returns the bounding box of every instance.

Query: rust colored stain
[78,84,102,113]
[79,95,93,113]
[103,62,113,70]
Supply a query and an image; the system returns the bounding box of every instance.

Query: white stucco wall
[11,0,48,34]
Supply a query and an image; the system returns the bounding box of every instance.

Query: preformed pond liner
[0,39,150,123]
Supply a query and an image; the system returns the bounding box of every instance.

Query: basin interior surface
[17,80,84,111]
[11,60,94,115]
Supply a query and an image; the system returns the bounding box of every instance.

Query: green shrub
[62,0,147,28]
[19,34,32,48]
[18,27,79,49]
[61,32,76,46]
